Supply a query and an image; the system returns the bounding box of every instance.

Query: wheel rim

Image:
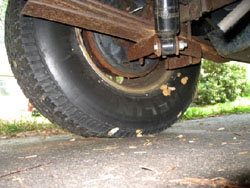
[82,31,158,78]
[76,29,174,95]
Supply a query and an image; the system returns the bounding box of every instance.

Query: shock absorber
[154,0,186,56]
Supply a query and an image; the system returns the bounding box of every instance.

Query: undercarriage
[22,0,250,69]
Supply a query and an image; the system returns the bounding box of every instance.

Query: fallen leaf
[233,133,242,136]
[139,166,154,172]
[104,146,119,150]
[176,134,184,138]
[108,127,119,136]
[141,177,157,181]
[134,151,147,154]
[160,85,167,91]
[218,169,225,172]
[135,130,140,134]
[169,178,214,186]
[93,146,119,151]
[129,146,137,149]
[160,85,176,96]
[136,129,143,137]
[168,87,176,91]
[177,72,182,77]
[181,77,189,85]
[230,142,241,145]
[217,127,225,131]
[177,112,182,118]
[18,155,37,159]
[143,141,152,146]
[13,61,17,68]
[146,134,155,138]
[162,166,176,174]
[238,152,248,155]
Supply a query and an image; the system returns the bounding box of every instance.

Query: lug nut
[179,40,188,51]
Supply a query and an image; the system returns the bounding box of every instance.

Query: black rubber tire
[5,0,200,137]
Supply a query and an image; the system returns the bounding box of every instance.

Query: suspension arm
[22,0,155,42]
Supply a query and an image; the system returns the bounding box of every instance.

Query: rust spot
[160,85,176,96]
[181,77,189,85]
[177,73,182,77]
[177,112,182,118]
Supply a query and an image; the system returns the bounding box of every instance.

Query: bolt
[179,40,188,51]
[154,43,159,52]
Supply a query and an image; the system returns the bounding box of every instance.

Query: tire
[5,0,200,137]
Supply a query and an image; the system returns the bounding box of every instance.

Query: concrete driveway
[0,114,250,188]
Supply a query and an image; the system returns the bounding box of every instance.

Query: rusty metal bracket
[127,35,202,61]
[127,35,161,61]
[22,0,238,42]
[22,0,155,42]
[165,36,229,70]
[165,56,201,70]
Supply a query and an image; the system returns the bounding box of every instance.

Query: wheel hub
[81,0,158,78]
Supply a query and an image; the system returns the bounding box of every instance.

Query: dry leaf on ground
[18,155,37,159]
[139,166,154,172]
[238,152,248,155]
[93,146,119,151]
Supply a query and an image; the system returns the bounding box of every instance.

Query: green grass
[183,96,250,120]
[0,116,63,137]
